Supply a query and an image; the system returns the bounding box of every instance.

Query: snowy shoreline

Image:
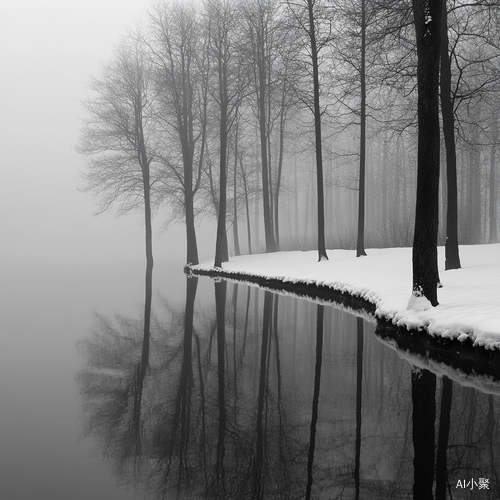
[189,243,500,351]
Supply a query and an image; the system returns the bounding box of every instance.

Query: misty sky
[0,0,203,263]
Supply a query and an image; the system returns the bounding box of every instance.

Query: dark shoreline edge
[185,264,500,379]
[376,320,500,382]
[185,265,376,314]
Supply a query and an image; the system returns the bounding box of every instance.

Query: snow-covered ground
[191,244,500,350]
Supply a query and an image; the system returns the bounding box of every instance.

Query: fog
[2,1,496,268]
[0,0,201,263]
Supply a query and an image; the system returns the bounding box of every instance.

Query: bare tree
[78,38,157,323]
[244,0,280,253]
[441,0,498,266]
[356,0,368,258]
[286,0,331,261]
[440,2,461,269]
[207,0,248,268]
[443,2,499,248]
[231,105,242,256]
[331,0,376,256]
[489,109,498,243]
[147,2,209,266]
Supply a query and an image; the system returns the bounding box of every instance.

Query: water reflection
[377,323,500,499]
[306,304,323,500]
[76,311,152,470]
[355,317,363,500]
[77,276,500,499]
[412,366,436,499]
[436,376,452,499]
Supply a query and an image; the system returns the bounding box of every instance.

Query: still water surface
[1,258,500,499]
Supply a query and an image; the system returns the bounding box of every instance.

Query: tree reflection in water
[77,277,500,499]
[354,317,363,500]
[412,367,436,499]
[306,304,323,500]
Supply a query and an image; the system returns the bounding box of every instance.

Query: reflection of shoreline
[376,322,500,394]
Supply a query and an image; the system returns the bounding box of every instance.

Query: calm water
[1,258,500,499]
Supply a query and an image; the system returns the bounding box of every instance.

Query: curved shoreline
[186,245,500,351]
[186,264,376,315]
[186,263,500,369]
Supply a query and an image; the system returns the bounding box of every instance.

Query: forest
[78,0,500,307]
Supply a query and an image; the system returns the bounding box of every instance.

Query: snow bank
[190,244,500,350]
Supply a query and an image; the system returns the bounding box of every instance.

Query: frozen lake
[1,257,499,499]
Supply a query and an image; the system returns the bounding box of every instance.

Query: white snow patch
[407,291,432,312]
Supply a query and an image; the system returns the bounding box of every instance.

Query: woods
[79,0,500,306]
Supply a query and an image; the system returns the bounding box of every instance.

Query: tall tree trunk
[439,147,447,244]
[489,111,498,243]
[382,131,388,242]
[307,0,328,261]
[268,121,275,242]
[241,159,253,254]
[185,188,199,265]
[183,130,199,266]
[274,98,286,251]
[394,137,402,233]
[304,180,311,245]
[294,156,300,240]
[233,119,241,257]
[440,3,461,269]
[137,107,154,339]
[356,0,367,257]
[411,0,443,306]
[402,138,408,229]
[459,147,466,237]
[255,19,276,253]
[469,117,482,243]
[181,83,200,266]
[214,96,229,267]
[367,140,376,238]
[254,148,261,251]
